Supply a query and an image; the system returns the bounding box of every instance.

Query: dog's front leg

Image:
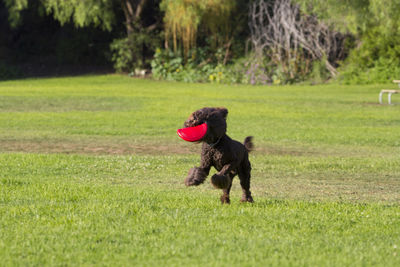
[185,146,212,186]
[184,165,210,186]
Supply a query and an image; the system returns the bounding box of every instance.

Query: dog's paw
[184,167,206,186]
[211,174,230,189]
[185,176,203,186]
[240,195,254,203]
[220,195,231,204]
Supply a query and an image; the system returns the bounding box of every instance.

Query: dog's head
[184,107,228,144]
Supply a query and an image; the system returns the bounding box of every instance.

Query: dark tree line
[1,0,399,83]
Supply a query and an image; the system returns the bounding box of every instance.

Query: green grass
[1,75,400,266]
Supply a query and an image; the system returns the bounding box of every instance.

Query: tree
[160,0,236,58]
[4,0,161,71]
[294,0,400,37]
[249,0,347,80]
[4,0,159,36]
[292,0,369,34]
[294,0,400,83]
[3,0,27,28]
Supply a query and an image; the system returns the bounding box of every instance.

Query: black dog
[183,107,254,204]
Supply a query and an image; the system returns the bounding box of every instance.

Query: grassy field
[1,75,400,266]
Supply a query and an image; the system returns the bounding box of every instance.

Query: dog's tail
[244,136,254,153]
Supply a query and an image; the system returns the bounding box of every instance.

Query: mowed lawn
[1,75,400,266]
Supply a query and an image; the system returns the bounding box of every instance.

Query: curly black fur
[183,107,254,204]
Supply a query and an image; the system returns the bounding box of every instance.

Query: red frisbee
[177,123,208,142]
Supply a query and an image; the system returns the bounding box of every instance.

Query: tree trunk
[121,0,149,37]
[121,0,135,36]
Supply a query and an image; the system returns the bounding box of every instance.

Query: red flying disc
[177,123,208,142]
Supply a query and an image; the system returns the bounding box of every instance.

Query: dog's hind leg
[220,184,232,204]
[238,157,254,203]
[220,173,235,204]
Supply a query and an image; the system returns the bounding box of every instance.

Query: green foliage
[3,0,400,83]
[111,30,161,73]
[42,0,115,31]
[295,0,400,84]
[151,49,186,81]
[308,58,331,84]
[3,0,28,27]
[340,58,400,85]
[269,50,314,84]
[150,49,259,84]
[228,56,270,85]
[151,49,328,85]
[2,0,161,75]
[160,0,235,56]
[4,0,115,30]
[339,28,400,84]
[42,0,115,30]
[294,0,370,34]
[110,38,137,73]
[0,0,116,74]
[151,48,228,83]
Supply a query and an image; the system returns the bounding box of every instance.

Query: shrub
[150,49,332,85]
[151,48,224,83]
[338,29,400,84]
[150,49,184,81]
[111,30,160,73]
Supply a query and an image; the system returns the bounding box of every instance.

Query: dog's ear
[216,107,228,119]
[193,109,207,122]
[184,109,206,127]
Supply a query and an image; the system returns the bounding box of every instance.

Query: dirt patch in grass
[255,145,317,156]
[0,139,201,155]
[2,138,399,203]
[0,138,324,156]
[248,176,400,203]
[0,137,392,158]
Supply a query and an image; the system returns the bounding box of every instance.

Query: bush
[151,48,223,83]
[111,29,160,73]
[307,59,331,84]
[339,58,400,84]
[151,49,267,84]
[150,49,332,85]
[338,28,400,84]
[151,49,184,81]
[226,53,315,85]
[223,56,270,85]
